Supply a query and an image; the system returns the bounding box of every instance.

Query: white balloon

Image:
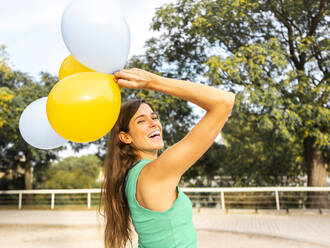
[19,97,67,150]
[61,0,131,74]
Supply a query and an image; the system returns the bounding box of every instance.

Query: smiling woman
[118,103,164,159]
[99,68,235,248]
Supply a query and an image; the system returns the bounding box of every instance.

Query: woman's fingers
[115,68,146,79]
[114,68,153,89]
[114,71,142,82]
[116,79,140,89]
[116,68,140,75]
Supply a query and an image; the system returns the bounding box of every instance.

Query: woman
[100,68,235,248]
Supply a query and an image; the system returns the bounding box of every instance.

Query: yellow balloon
[47,72,121,143]
[59,54,94,81]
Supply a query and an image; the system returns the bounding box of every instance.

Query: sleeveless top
[124,158,197,248]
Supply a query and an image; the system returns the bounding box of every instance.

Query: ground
[0,209,329,248]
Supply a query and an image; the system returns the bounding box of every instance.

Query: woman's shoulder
[130,158,152,170]
[125,158,152,184]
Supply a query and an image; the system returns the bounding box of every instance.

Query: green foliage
[221,104,304,186]
[140,0,329,186]
[0,87,14,127]
[0,47,61,190]
[39,155,102,189]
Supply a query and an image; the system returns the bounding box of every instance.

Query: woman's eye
[137,116,158,123]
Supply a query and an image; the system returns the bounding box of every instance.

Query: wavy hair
[99,99,154,248]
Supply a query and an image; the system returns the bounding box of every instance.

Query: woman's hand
[113,68,161,89]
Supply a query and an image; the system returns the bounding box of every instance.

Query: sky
[1,0,221,158]
[0,0,175,79]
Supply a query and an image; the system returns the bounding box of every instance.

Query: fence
[0,187,329,210]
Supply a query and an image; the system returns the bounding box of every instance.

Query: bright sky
[0,0,175,79]
[1,0,221,158]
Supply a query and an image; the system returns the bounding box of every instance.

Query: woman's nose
[148,118,157,126]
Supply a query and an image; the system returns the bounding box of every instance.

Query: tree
[0,46,61,192]
[39,155,102,189]
[0,87,14,128]
[137,1,329,194]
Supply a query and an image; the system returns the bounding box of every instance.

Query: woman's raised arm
[114,68,235,185]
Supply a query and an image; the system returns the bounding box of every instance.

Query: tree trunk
[24,161,33,205]
[304,137,329,209]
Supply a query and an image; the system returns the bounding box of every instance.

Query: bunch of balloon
[19,0,130,149]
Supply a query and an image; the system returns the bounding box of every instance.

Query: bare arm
[114,68,235,185]
[149,75,234,112]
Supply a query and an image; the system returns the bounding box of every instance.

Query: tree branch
[271,6,301,69]
[308,0,326,36]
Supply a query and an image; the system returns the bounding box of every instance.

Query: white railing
[183,187,330,211]
[0,187,329,210]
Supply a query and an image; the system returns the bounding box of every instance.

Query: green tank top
[124,158,197,248]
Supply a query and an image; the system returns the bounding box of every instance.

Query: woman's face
[120,103,164,156]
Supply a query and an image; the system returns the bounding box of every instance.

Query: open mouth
[148,130,161,139]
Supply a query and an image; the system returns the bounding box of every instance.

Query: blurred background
[0,0,329,247]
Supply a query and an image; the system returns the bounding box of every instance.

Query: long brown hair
[99,99,154,248]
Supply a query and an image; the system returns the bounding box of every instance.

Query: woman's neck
[136,150,158,161]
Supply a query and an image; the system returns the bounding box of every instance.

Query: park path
[0,209,329,247]
[193,209,330,246]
